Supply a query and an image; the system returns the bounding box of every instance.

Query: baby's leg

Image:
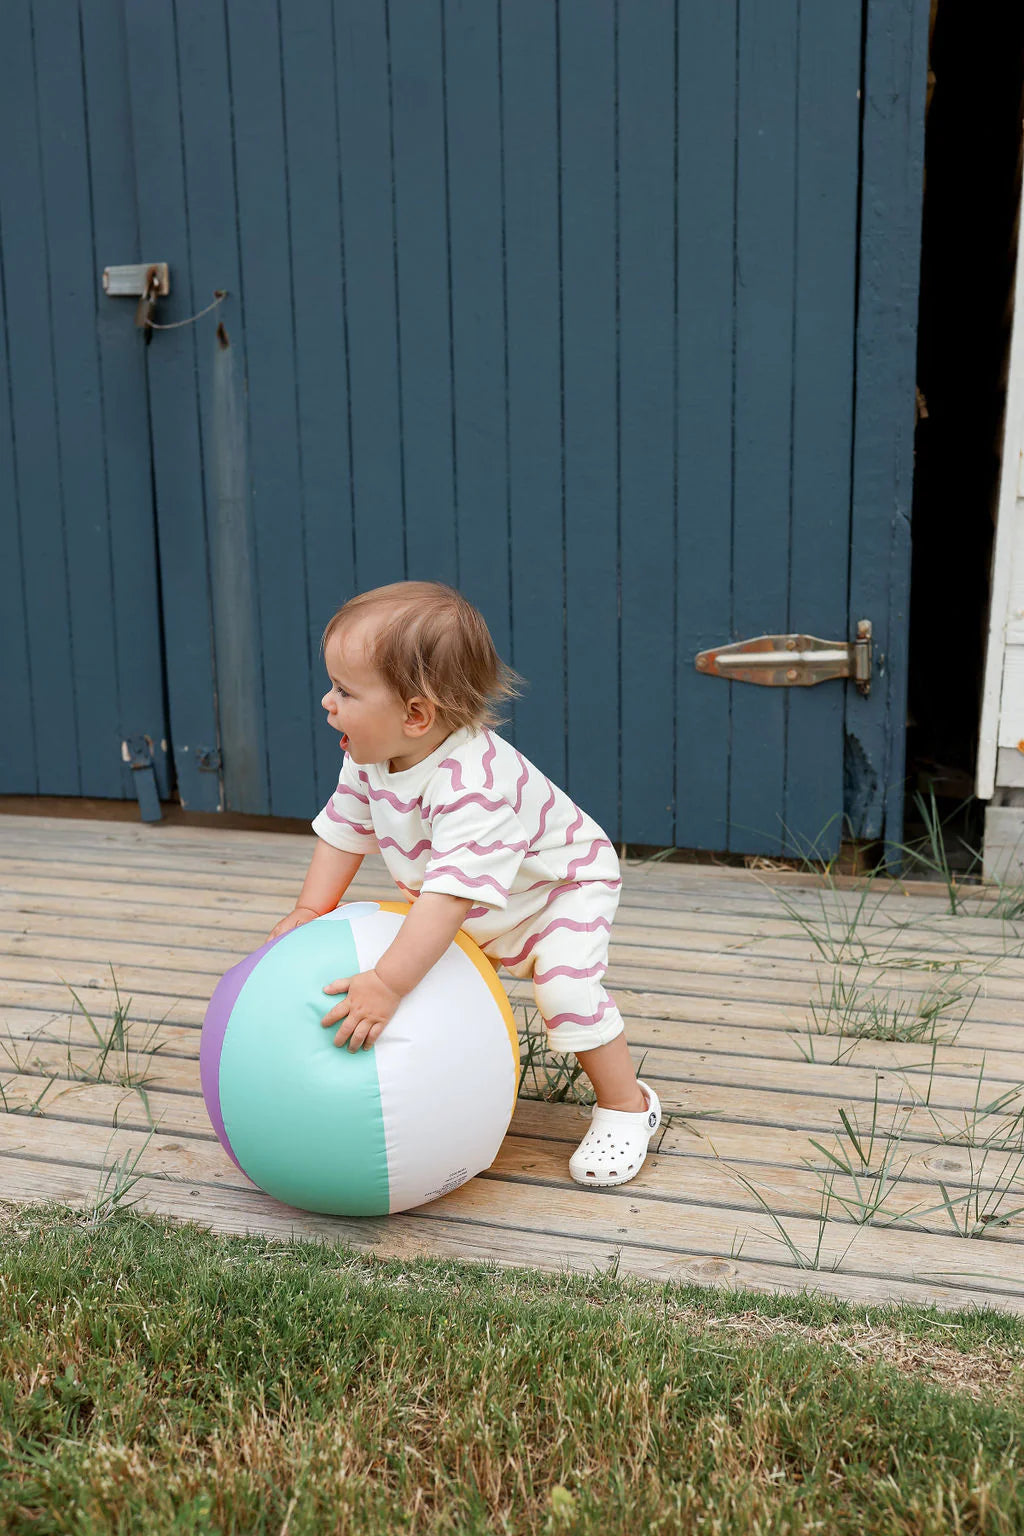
[523,882,625,1055]
[518,884,661,1186]
[532,937,644,1110]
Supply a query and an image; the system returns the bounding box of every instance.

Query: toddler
[269,581,661,1188]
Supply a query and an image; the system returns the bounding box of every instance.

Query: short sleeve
[421,788,529,909]
[311,753,379,853]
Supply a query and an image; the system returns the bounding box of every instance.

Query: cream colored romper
[312,726,624,1052]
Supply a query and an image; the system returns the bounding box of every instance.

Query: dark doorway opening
[904,0,1024,871]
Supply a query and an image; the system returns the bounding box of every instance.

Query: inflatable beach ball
[200,901,520,1216]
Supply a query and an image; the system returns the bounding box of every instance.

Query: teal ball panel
[218,917,391,1216]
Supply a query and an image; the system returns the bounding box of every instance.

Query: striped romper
[312,725,624,1052]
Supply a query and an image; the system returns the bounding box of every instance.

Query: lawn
[1,1206,1022,1535]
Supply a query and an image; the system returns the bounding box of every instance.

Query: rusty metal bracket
[121,735,162,823]
[102,262,170,297]
[102,263,169,345]
[695,620,872,695]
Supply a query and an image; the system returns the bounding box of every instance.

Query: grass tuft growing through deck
[718,816,1024,1262]
[2,1208,1024,1535]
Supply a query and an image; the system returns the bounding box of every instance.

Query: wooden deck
[2,813,1023,1315]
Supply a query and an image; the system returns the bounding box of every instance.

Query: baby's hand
[322,969,402,1052]
[266,905,320,943]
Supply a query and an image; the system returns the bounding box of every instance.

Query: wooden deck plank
[5,1103,1022,1240]
[7,975,1024,1062]
[4,901,1024,999]
[5,1151,1020,1316]
[5,896,1021,973]
[2,821,1011,933]
[0,1077,1009,1199]
[7,995,1024,1084]
[5,951,1024,1044]
[5,1027,1023,1123]
[3,1078,1018,1227]
[2,813,1023,1314]
[1,1131,1021,1304]
[1,825,1017,928]
[0,1060,1018,1182]
[2,1013,1020,1148]
[0,834,1003,921]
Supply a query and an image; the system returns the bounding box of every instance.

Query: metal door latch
[695,620,872,695]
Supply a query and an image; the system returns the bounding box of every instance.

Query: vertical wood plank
[80,0,170,801]
[0,236,36,792]
[32,0,122,797]
[333,1,406,592]
[501,0,567,781]
[443,0,512,665]
[223,0,314,818]
[174,0,268,815]
[388,0,458,584]
[848,0,930,846]
[0,0,78,795]
[123,2,220,812]
[559,0,619,834]
[728,0,799,855]
[783,0,861,859]
[279,0,359,809]
[618,0,676,846]
[675,0,737,852]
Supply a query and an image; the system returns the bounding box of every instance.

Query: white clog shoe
[569,1080,662,1189]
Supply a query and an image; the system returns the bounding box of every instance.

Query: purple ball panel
[200,937,281,1169]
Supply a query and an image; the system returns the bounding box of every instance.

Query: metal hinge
[695,620,872,696]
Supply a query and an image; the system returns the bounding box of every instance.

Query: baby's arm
[267,841,364,941]
[321,891,473,1051]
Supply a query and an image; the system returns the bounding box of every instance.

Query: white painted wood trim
[978,191,1024,798]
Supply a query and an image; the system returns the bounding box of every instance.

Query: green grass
[1,1209,1024,1535]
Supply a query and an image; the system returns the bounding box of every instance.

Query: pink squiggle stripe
[357,770,421,814]
[565,839,614,881]
[533,961,607,985]
[439,756,465,790]
[544,997,618,1031]
[423,866,509,896]
[509,877,599,920]
[498,915,612,969]
[427,791,510,819]
[434,837,530,859]
[520,873,622,894]
[463,874,621,921]
[564,807,585,843]
[481,731,497,789]
[513,881,583,920]
[333,782,371,805]
[532,780,557,846]
[376,836,433,860]
[324,805,376,834]
[512,752,530,814]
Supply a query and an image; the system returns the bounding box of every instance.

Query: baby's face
[321,620,414,768]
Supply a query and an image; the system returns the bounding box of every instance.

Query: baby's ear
[404,696,437,734]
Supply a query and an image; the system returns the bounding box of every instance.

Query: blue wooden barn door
[0,0,171,808]
[112,0,926,851]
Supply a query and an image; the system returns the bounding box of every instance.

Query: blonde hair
[323,581,523,731]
